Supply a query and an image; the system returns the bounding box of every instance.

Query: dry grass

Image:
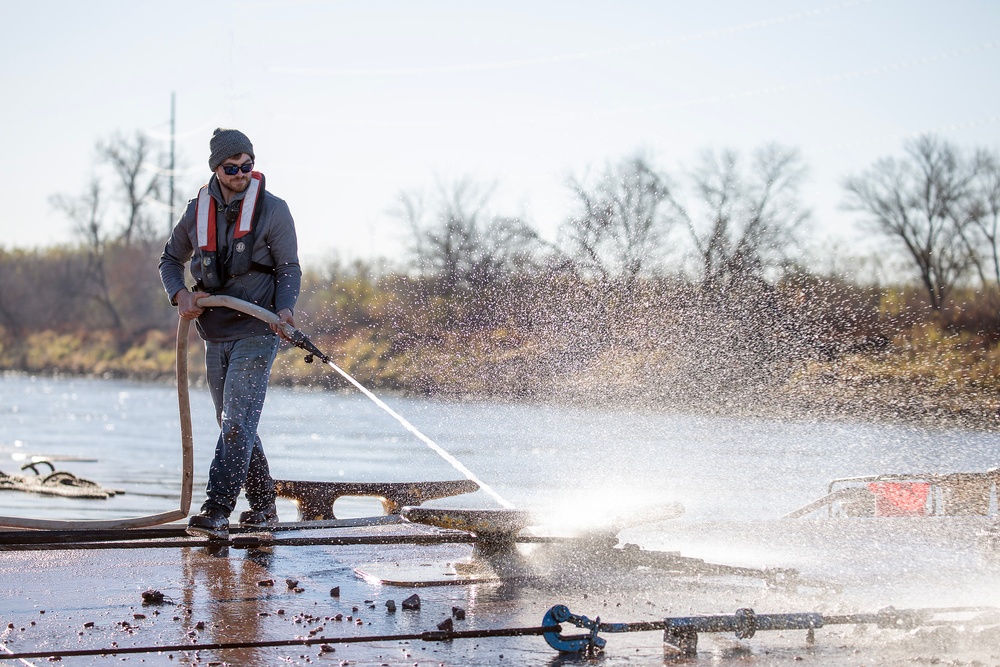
[3,281,999,431]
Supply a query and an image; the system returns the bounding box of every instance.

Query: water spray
[197,296,515,509]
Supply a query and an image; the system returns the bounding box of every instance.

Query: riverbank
[2,320,998,433]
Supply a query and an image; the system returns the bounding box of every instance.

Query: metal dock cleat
[273,479,480,520]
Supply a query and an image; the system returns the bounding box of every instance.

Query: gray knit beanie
[208,128,255,171]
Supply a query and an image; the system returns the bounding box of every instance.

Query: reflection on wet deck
[1,518,999,666]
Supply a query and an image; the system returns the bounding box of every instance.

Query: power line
[274,41,999,128]
[270,0,878,77]
[144,114,224,142]
[813,114,1000,155]
[140,162,205,178]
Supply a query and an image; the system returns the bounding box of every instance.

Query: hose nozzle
[284,326,331,364]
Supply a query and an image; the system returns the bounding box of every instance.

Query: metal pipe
[0,625,562,661]
[0,516,401,547]
[543,604,1000,655]
[0,532,578,552]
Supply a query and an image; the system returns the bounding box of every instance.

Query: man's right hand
[175,289,211,320]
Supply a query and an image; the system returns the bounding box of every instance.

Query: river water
[1,372,998,607]
[2,372,1000,664]
[2,372,997,524]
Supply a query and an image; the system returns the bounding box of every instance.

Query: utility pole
[168,91,176,235]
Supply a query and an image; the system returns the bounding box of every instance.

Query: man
[159,128,301,539]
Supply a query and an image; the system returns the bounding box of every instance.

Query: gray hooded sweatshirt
[158,174,301,342]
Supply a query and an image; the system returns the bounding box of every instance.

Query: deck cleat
[274,479,480,521]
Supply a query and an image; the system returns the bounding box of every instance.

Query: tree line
[1,130,998,411]
[397,136,1000,312]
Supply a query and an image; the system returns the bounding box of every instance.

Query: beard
[227,176,251,193]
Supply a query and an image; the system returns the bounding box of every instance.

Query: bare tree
[0,250,26,331]
[843,135,979,310]
[395,179,540,297]
[561,154,672,281]
[0,247,93,333]
[666,144,809,292]
[49,179,124,329]
[965,149,1000,286]
[43,129,174,334]
[98,131,164,245]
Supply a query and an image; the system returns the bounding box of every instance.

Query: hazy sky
[2,0,998,267]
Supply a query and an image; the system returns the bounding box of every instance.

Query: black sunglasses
[221,162,254,175]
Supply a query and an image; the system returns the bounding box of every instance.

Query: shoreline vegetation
[5,134,1000,431]
[2,265,997,433]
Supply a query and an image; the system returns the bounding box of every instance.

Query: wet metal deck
[1,520,999,666]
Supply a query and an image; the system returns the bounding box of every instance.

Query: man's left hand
[271,308,296,341]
